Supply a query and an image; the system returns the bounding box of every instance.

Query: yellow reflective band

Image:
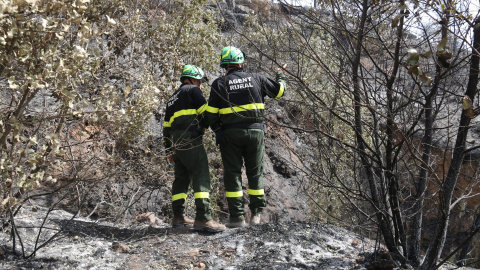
[226,191,243,198]
[276,84,285,99]
[219,103,265,114]
[248,189,264,196]
[165,109,197,127]
[197,103,207,114]
[183,66,192,72]
[194,192,210,199]
[206,105,219,114]
[172,193,187,201]
[222,48,231,59]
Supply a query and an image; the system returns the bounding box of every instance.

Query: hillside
[2,0,480,269]
[1,100,478,269]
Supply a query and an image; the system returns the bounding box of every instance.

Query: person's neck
[184,79,199,87]
[227,66,243,73]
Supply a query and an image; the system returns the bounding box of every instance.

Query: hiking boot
[194,220,226,233]
[226,219,248,228]
[172,214,194,228]
[250,213,261,226]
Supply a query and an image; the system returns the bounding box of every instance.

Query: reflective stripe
[219,103,265,114]
[276,84,285,99]
[197,103,207,114]
[226,191,243,198]
[222,48,231,59]
[164,109,197,127]
[172,193,187,201]
[194,192,210,199]
[206,105,219,113]
[248,189,264,196]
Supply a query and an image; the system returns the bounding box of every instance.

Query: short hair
[225,63,242,70]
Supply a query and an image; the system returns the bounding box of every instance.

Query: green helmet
[220,46,245,68]
[180,64,208,82]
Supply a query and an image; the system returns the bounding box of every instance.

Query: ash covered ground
[0,206,386,270]
[1,206,478,270]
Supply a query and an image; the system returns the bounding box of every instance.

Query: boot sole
[225,223,248,228]
[225,222,248,229]
[194,225,225,233]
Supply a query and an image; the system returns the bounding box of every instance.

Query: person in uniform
[206,47,287,228]
[162,64,226,232]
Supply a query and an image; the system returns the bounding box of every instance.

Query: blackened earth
[1,206,477,270]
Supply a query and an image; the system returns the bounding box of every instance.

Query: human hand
[276,64,287,74]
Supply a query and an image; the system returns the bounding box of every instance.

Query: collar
[227,67,243,74]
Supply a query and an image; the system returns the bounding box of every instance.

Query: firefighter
[206,47,287,228]
[162,64,226,233]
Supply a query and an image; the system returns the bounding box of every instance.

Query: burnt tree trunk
[420,15,480,270]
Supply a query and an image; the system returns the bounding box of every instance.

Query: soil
[1,206,478,270]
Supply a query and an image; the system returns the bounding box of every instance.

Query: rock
[176,262,190,269]
[356,255,366,263]
[225,0,235,10]
[195,262,206,268]
[218,10,238,31]
[135,212,163,225]
[233,5,250,14]
[189,249,200,256]
[352,238,360,246]
[267,151,296,178]
[112,242,130,253]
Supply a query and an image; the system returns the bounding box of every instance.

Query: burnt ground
[0,205,389,270]
[1,206,478,270]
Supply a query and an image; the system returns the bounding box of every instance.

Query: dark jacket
[162,83,208,149]
[205,68,286,131]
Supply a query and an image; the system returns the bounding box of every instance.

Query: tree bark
[350,0,401,255]
[420,14,480,270]
[457,212,480,266]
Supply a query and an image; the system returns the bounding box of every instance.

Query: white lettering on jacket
[167,92,179,107]
[228,77,253,91]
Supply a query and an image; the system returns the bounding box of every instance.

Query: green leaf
[408,53,419,65]
[437,37,448,51]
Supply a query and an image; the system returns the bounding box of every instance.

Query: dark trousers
[171,130,212,221]
[220,128,266,221]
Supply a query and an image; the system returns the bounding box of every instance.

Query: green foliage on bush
[0,0,222,223]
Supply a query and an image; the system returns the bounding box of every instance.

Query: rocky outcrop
[209,0,288,31]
